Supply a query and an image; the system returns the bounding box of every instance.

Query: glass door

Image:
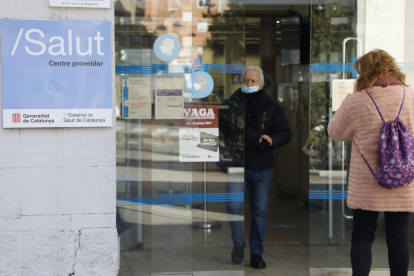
[115,1,315,275]
[309,1,414,275]
[115,0,246,275]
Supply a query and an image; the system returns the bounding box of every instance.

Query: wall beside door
[0,1,117,275]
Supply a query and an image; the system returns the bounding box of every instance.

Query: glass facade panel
[309,1,414,275]
[115,0,248,275]
[115,1,314,275]
[309,3,358,272]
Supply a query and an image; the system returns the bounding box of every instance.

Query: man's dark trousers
[226,169,273,256]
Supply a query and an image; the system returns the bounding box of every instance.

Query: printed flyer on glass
[179,105,219,162]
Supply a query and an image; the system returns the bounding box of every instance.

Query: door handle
[341,37,362,220]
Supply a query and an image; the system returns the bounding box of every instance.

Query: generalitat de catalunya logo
[12,113,21,123]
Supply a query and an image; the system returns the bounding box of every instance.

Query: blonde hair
[354,49,407,91]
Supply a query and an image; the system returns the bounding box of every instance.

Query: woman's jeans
[226,169,272,256]
[351,209,410,276]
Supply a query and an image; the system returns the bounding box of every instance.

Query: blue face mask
[241,84,260,93]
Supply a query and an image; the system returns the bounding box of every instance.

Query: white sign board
[1,20,112,128]
[50,0,110,8]
[332,79,355,111]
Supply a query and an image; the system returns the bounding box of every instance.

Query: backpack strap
[397,86,406,119]
[366,85,406,121]
[354,141,377,179]
[358,90,381,179]
[365,90,385,123]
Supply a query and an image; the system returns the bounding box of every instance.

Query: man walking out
[221,66,292,269]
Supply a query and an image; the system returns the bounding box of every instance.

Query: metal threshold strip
[151,272,244,276]
[310,268,414,275]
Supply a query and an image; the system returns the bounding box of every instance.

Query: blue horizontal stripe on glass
[117,189,350,202]
[121,194,244,198]
[310,63,353,73]
[115,64,244,74]
[116,201,243,206]
[119,198,245,202]
[309,190,348,200]
[120,198,244,203]
[117,193,244,206]
[311,62,414,73]
[309,191,347,193]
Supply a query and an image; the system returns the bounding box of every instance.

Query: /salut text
[12,29,105,56]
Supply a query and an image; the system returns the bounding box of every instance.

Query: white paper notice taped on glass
[332,79,356,111]
[155,78,184,119]
[122,77,151,119]
[50,0,110,8]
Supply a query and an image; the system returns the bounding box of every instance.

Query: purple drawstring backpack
[356,86,414,189]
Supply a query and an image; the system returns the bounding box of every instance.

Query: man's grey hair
[243,66,265,83]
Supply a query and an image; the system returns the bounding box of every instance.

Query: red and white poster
[179,105,219,162]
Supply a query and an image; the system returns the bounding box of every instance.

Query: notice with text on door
[179,105,219,162]
[122,77,151,119]
[332,79,355,111]
[1,19,112,128]
[155,78,184,119]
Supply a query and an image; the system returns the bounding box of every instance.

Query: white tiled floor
[119,242,414,276]
[119,244,310,276]
[117,191,414,276]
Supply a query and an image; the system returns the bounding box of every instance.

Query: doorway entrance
[115,1,414,275]
[115,2,311,273]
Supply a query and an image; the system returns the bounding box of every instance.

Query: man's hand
[259,135,272,146]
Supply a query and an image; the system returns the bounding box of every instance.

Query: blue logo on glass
[154,34,181,62]
[190,71,214,98]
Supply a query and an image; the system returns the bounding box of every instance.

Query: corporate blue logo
[153,34,181,62]
[190,71,214,98]
[1,19,112,109]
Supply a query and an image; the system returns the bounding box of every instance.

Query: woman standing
[328,49,414,276]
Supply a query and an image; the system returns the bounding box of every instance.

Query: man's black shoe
[231,243,246,264]
[250,255,266,269]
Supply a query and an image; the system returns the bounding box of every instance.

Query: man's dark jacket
[219,88,292,170]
